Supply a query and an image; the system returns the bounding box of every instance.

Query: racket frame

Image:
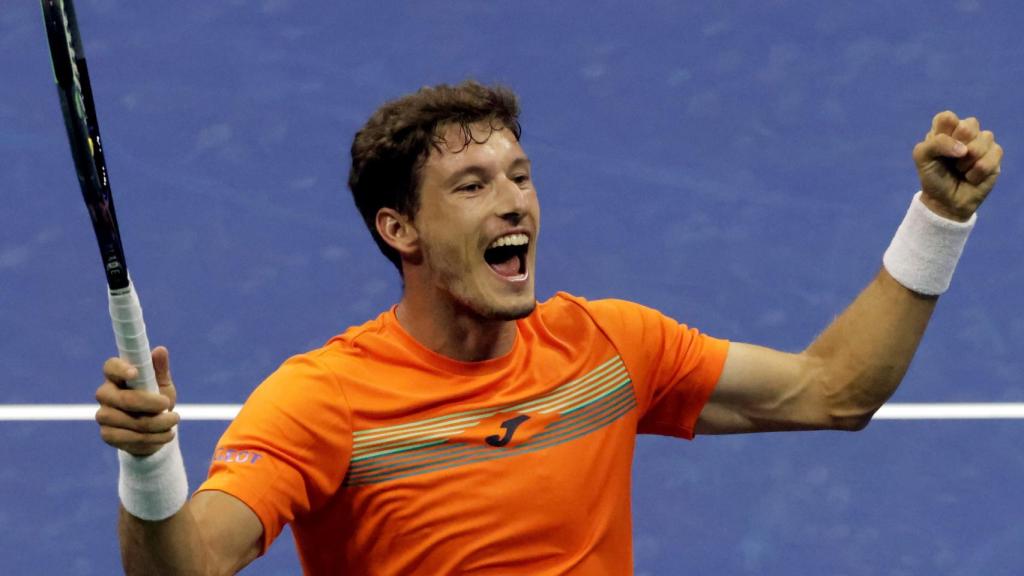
[41,0,158,392]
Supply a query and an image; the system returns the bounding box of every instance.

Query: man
[95,81,1003,574]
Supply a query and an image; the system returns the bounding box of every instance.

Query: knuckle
[134,416,155,433]
[97,388,125,411]
[967,139,987,155]
[117,390,141,412]
[99,427,119,445]
[95,406,115,425]
[120,414,145,432]
[122,390,167,414]
[143,415,172,433]
[163,415,179,431]
[119,409,180,434]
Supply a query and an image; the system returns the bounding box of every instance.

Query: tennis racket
[41,0,158,393]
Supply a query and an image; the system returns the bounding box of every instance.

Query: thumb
[151,346,177,409]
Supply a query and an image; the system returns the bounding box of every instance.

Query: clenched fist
[914,111,1003,222]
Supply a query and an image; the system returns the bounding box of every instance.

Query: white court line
[0,404,240,421]
[874,403,1024,420]
[0,403,1023,421]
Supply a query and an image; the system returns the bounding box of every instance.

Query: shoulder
[536,293,725,363]
[536,291,662,333]
[302,309,396,372]
[321,308,392,354]
[245,311,395,404]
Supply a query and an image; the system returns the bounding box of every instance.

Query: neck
[395,291,518,363]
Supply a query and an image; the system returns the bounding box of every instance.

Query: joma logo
[485,415,530,447]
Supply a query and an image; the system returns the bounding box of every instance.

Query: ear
[375,207,420,260]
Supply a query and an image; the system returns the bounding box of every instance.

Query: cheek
[420,227,477,270]
[414,201,485,269]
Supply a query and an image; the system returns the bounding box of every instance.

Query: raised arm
[96,348,263,575]
[696,111,1003,435]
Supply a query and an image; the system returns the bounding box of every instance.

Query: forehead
[423,122,524,171]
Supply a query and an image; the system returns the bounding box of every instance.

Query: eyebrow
[509,157,532,171]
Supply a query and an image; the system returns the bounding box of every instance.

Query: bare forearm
[803,268,937,426]
[699,113,1000,436]
[119,503,212,575]
[805,110,1002,426]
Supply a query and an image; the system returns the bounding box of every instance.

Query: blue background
[1,1,1021,573]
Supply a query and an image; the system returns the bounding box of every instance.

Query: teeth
[488,233,529,249]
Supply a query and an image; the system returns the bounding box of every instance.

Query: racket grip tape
[108,281,159,394]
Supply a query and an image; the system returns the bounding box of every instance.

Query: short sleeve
[581,297,729,439]
[196,352,353,554]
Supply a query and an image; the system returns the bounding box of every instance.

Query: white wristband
[118,431,188,521]
[883,191,976,296]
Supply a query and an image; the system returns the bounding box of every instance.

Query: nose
[495,175,531,224]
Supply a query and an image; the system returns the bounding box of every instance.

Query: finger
[96,380,171,414]
[98,426,176,456]
[931,110,960,136]
[964,142,1004,186]
[952,117,980,143]
[956,129,995,173]
[152,346,177,409]
[96,405,180,434]
[914,133,967,164]
[103,356,138,385]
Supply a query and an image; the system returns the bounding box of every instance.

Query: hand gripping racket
[41,0,158,393]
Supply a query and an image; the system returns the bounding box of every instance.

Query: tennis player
[94,82,1003,575]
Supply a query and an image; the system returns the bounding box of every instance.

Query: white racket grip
[108,281,158,393]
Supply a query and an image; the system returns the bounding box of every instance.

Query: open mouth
[484,233,529,279]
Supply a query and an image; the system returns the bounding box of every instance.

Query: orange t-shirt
[197,292,729,575]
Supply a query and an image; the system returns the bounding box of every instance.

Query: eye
[512,173,531,187]
[456,181,484,193]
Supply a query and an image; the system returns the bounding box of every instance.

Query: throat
[395,300,518,362]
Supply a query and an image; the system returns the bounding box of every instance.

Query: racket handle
[108,280,158,393]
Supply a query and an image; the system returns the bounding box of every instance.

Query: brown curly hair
[348,81,522,271]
